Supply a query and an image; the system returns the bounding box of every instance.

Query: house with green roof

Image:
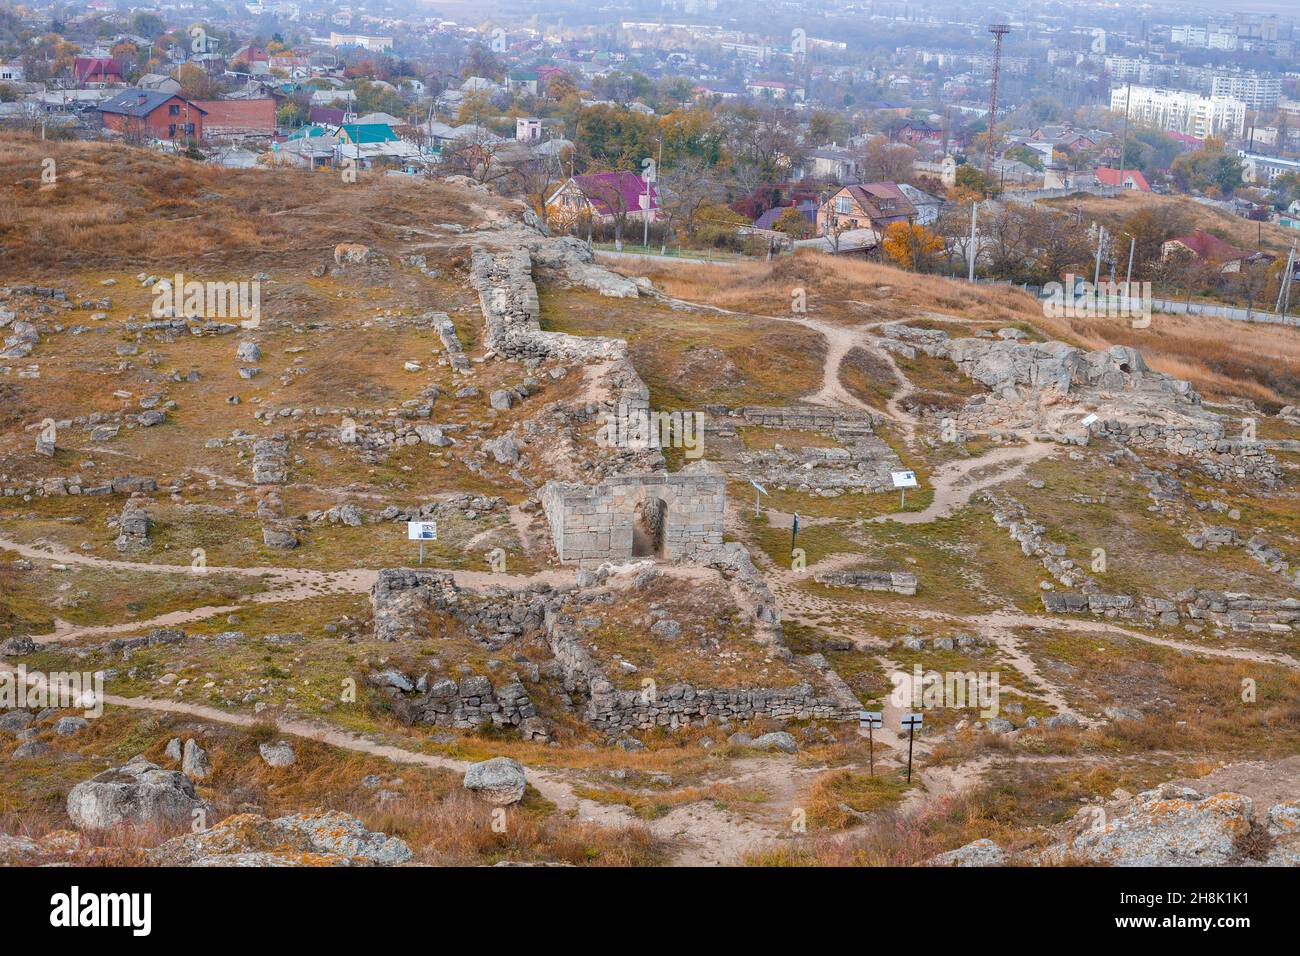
[337,123,397,145]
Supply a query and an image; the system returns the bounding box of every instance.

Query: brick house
[816,182,918,237]
[98,90,207,142]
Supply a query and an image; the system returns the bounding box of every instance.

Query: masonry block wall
[541,469,726,565]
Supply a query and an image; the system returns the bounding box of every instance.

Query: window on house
[169,104,180,116]
[835,196,852,215]
[168,124,176,137]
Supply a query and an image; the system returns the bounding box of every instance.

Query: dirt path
[872,442,1057,525]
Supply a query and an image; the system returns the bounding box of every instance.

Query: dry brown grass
[627,250,1300,407]
[0,135,510,279]
[617,251,1042,327]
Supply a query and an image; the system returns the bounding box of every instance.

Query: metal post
[906,722,916,783]
[1125,235,1135,289]
[419,540,424,565]
[1093,225,1105,287]
[868,724,874,777]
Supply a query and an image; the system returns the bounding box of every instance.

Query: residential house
[0,62,25,83]
[1161,230,1271,273]
[336,123,398,145]
[897,183,945,225]
[506,71,539,96]
[1094,166,1151,192]
[74,56,126,87]
[192,98,277,141]
[896,120,943,146]
[753,199,819,234]
[137,73,182,95]
[546,171,659,225]
[817,182,918,237]
[802,146,863,183]
[745,79,805,102]
[98,90,206,141]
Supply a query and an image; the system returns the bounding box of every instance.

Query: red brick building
[98,91,207,142]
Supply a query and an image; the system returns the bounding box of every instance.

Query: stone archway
[632,496,667,558]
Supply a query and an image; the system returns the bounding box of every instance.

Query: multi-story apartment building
[1210,72,1282,111]
[1110,86,1247,140]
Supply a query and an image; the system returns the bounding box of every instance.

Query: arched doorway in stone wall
[632,496,667,558]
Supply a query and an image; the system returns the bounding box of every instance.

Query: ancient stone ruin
[540,463,726,565]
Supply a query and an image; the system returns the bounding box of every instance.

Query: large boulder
[749,731,798,754]
[148,810,411,867]
[66,756,208,830]
[463,756,527,805]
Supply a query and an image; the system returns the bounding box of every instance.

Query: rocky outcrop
[148,810,412,866]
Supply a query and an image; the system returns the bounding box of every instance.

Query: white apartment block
[328,32,393,51]
[1111,85,1246,140]
[1237,151,1300,186]
[1210,73,1282,111]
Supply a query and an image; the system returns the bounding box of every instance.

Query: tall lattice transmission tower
[984,23,1011,171]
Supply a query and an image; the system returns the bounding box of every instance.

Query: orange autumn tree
[881,221,944,271]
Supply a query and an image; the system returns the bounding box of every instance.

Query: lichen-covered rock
[182,739,211,780]
[463,756,527,805]
[1039,785,1253,866]
[929,839,1006,867]
[258,742,296,768]
[148,810,411,866]
[66,756,208,830]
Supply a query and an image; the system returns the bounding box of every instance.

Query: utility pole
[968,202,978,282]
[984,24,1011,171]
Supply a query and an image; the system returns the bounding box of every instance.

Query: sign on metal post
[407,520,437,564]
[749,479,769,517]
[1080,412,1099,428]
[901,711,923,783]
[859,710,882,776]
[891,470,918,511]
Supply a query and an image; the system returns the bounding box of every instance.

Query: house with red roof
[545,171,659,224]
[74,56,126,87]
[1094,166,1151,192]
[1161,229,1273,273]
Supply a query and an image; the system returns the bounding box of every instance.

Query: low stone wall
[368,669,548,739]
[814,569,918,595]
[1181,588,1300,632]
[1097,420,1279,488]
[1,475,158,498]
[546,620,858,732]
[370,568,552,645]
[736,405,880,435]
